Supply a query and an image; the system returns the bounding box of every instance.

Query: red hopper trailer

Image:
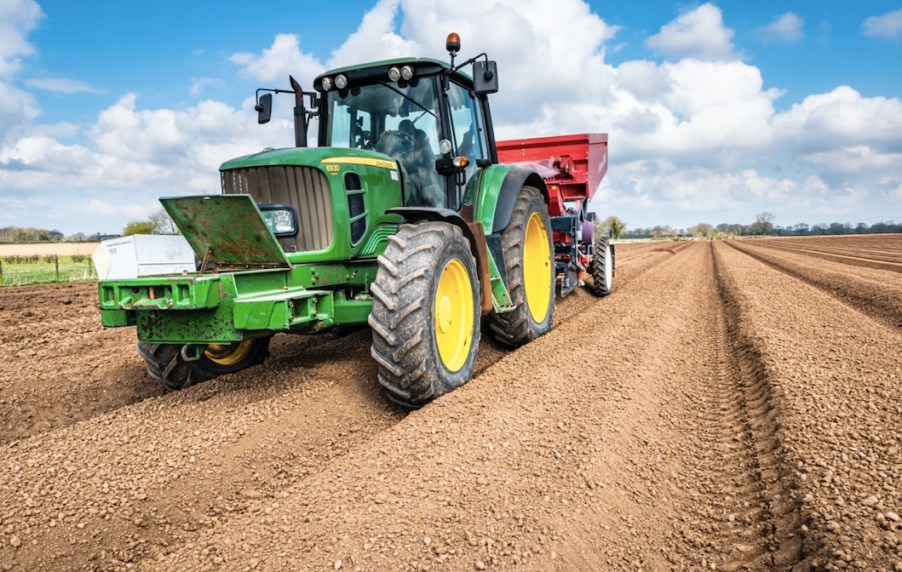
[497,133,613,297]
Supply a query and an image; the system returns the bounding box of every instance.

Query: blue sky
[1,0,901,234]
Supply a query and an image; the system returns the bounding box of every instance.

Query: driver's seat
[376,121,443,207]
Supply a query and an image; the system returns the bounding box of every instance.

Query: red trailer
[497,133,613,297]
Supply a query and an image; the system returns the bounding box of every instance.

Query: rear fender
[466,165,549,234]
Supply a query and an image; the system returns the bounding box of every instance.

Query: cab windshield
[325,79,444,207]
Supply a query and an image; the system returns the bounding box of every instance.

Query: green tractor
[97,34,612,407]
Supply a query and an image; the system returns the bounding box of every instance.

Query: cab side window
[447,82,488,185]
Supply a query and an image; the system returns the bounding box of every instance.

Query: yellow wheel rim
[523,212,551,323]
[204,340,253,367]
[434,258,474,372]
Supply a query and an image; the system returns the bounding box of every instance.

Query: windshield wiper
[376,81,436,118]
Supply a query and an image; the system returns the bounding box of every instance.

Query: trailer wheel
[589,235,614,297]
[137,337,271,392]
[489,185,555,347]
[369,222,481,408]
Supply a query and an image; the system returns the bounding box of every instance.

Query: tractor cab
[252,34,500,214]
[317,62,448,208]
[312,54,498,212]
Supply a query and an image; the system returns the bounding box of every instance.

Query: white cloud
[616,60,670,102]
[0,81,40,136]
[0,0,43,144]
[645,4,736,61]
[0,0,43,78]
[87,94,267,169]
[0,134,90,167]
[889,178,902,199]
[772,86,902,152]
[803,146,902,177]
[0,0,900,235]
[329,0,417,66]
[0,90,294,232]
[227,0,618,127]
[387,0,618,123]
[229,33,324,84]
[496,57,780,164]
[189,77,224,96]
[862,8,902,39]
[87,199,150,219]
[24,76,101,94]
[757,12,804,43]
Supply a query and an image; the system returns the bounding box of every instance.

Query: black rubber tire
[589,235,613,297]
[489,186,555,347]
[137,337,271,392]
[369,222,481,408]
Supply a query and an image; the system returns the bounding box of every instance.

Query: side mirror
[255,93,272,125]
[473,60,498,94]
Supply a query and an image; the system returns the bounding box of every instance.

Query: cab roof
[313,57,473,93]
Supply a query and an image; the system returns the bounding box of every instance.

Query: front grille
[221,166,333,252]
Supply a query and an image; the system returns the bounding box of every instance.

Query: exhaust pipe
[290,76,307,148]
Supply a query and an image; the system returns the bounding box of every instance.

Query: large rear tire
[589,235,613,297]
[369,222,481,408]
[489,186,555,347]
[137,337,271,391]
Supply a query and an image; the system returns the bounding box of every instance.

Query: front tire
[137,337,271,391]
[369,222,481,408]
[489,186,555,347]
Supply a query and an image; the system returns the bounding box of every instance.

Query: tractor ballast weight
[96,34,613,406]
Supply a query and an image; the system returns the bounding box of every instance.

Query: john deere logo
[321,157,398,170]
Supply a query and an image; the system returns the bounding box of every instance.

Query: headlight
[321,77,332,91]
[388,67,401,82]
[259,205,298,237]
[400,65,414,80]
[335,74,348,89]
[439,139,453,155]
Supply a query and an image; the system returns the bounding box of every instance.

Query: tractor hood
[160,194,290,270]
[219,146,398,172]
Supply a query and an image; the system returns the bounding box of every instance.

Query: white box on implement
[92,235,195,280]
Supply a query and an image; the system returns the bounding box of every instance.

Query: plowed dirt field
[1,235,900,571]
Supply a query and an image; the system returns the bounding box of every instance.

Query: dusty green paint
[465,164,517,234]
[486,251,514,312]
[461,165,517,312]
[357,223,399,257]
[99,260,382,343]
[221,147,403,266]
[161,195,289,267]
[98,275,222,311]
[220,146,395,171]
[100,309,131,327]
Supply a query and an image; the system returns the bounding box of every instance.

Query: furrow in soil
[712,241,902,569]
[708,242,805,569]
[726,240,902,329]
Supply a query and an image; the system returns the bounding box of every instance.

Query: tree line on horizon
[606,212,902,240]
[2,212,900,244]
[0,210,177,243]
[0,227,117,243]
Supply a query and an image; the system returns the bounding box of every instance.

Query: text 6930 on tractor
[96,33,613,407]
